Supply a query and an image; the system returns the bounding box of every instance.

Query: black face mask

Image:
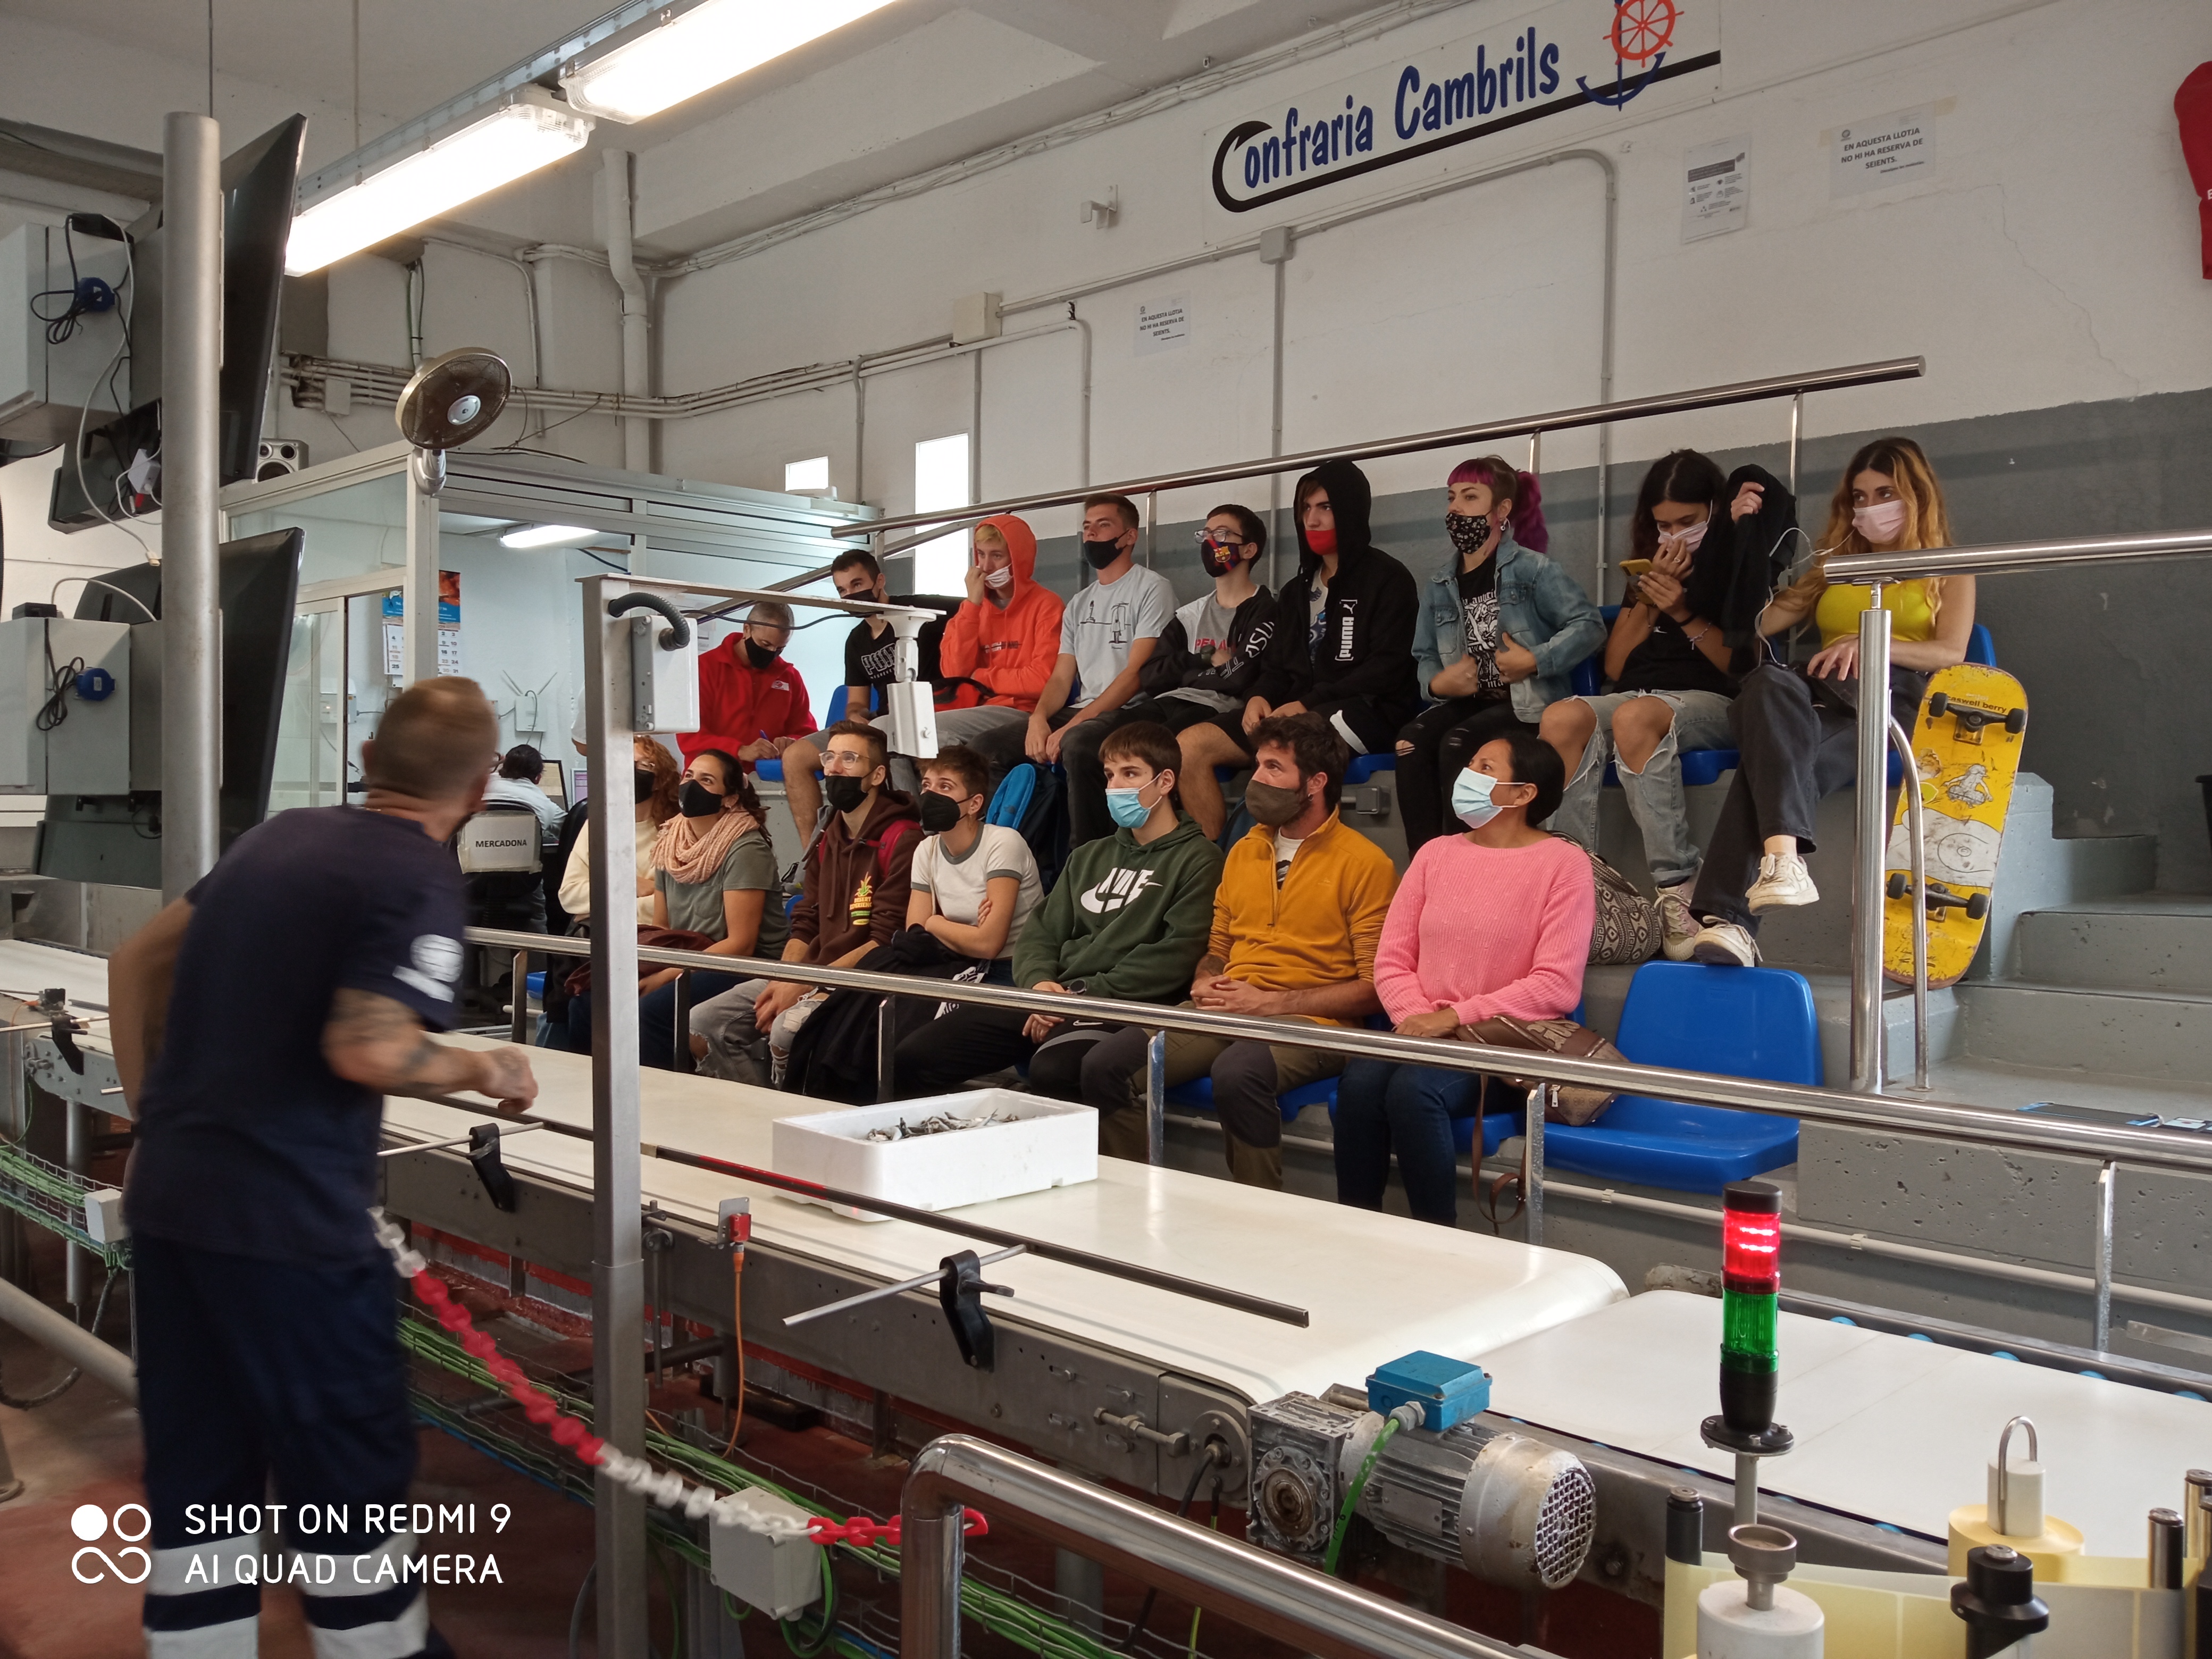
[633,769,657,805]
[677,779,723,818]
[824,774,868,814]
[917,791,963,834]
[1082,536,1126,571]
[1446,512,1493,558]
[743,639,778,671]
[1200,542,1239,579]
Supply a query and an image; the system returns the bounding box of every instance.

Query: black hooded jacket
[1251,458,1420,725]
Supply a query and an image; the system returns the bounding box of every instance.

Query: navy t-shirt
[124,806,467,1264]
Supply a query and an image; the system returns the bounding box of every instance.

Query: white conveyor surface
[0,938,112,1015]
[385,1040,1627,1406]
[1478,1291,2210,1555]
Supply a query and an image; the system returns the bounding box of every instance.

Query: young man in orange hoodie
[890,514,1063,795]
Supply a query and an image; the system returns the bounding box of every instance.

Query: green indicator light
[1721,1288,1778,1364]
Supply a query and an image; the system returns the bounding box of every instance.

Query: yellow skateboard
[1883,664,2028,988]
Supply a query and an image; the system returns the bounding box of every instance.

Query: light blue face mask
[1107,778,1156,829]
[1451,768,1505,828]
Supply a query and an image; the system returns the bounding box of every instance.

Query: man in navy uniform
[112,675,538,1659]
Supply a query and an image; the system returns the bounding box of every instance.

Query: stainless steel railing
[1825,527,2212,583]
[899,1434,1527,1659]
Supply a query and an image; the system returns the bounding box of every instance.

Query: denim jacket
[1412,531,1606,721]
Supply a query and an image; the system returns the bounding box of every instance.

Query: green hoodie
[1014,812,1224,1003]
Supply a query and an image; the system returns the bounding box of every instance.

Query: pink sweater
[1373,835,1594,1025]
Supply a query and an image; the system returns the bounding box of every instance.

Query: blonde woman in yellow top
[1686,437,1978,967]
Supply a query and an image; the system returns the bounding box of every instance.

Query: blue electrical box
[1366,1351,1491,1430]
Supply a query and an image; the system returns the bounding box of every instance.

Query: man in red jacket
[689,600,822,835]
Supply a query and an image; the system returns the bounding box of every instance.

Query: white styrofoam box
[0,616,132,793]
[769,1089,1097,1221]
[707,1488,823,1619]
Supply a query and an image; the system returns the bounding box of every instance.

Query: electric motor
[1246,1392,1596,1590]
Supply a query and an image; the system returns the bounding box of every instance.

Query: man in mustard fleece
[1076,715,1396,1186]
[892,720,1221,1099]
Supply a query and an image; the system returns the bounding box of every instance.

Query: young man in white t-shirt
[1025,493,1177,845]
[905,745,1044,979]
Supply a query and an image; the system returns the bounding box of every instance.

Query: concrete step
[1951,979,2212,1083]
[2012,893,2212,995]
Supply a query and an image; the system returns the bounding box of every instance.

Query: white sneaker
[1688,919,1761,967]
[1746,853,1819,914]
[1656,882,1700,961]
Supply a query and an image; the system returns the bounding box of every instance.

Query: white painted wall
[635,0,2211,544]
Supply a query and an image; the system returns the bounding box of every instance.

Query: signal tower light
[1703,1180,1794,1458]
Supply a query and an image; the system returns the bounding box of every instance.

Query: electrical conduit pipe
[604,148,651,473]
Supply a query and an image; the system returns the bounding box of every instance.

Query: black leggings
[1395,698,1537,852]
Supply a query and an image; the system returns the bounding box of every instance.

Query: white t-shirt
[1272,830,1304,887]
[1060,564,1176,710]
[910,823,1044,960]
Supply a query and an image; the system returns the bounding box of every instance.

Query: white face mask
[1657,520,1710,555]
[982,565,1012,589]
[1853,500,1908,544]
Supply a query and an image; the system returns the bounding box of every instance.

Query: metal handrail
[899,1434,1527,1659]
[1826,526,2212,583]
[469,926,2212,1182]
[835,356,1924,542]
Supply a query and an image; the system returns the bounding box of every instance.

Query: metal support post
[1787,391,1803,498]
[2093,1160,2116,1353]
[159,112,223,901]
[581,574,648,1655]
[1527,431,1541,476]
[64,1101,87,1316]
[1146,489,1158,566]
[403,460,443,683]
[1055,1548,1106,1633]
[1735,1453,1761,1530]
[670,974,691,1072]
[1525,1085,1546,1247]
[877,995,898,1103]
[1145,1028,1167,1166]
[1849,596,1892,1093]
[509,948,530,1044]
[0,1035,23,1288]
[1887,715,1931,1090]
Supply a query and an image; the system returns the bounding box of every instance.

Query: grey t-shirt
[655,827,788,956]
[1061,564,1175,710]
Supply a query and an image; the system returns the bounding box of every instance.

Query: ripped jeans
[1551,689,1735,891]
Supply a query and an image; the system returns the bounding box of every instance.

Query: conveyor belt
[1478,1290,2209,1554]
[383,1040,1628,1405]
[0,937,111,1015]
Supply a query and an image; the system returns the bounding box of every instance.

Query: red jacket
[685,642,815,764]
[936,514,1064,711]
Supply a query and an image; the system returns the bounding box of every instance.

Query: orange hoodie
[935,513,1064,711]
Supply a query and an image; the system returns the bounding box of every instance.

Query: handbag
[1556,834,1660,966]
[1455,1014,1626,1127]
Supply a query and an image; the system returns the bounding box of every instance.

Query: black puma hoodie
[1251,457,1420,726]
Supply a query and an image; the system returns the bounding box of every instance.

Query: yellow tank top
[1813,578,1938,649]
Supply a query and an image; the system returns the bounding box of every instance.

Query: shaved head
[363,677,499,803]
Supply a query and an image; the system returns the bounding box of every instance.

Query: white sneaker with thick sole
[1746,853,1819,914]
[1656,882,1700,961]
[1688,919,1761,967]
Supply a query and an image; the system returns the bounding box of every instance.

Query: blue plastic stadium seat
[525,971,545,1000]
[826,684,850,724]
[755,758,784,781]
[1966,624,1996,668]
[1541,961,1816,1193]
[1168,1073,1337,1124]
[1343,752,1394,785]
[1569,654,1603,698]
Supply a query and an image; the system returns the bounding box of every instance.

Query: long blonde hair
[1776,435,1954,624]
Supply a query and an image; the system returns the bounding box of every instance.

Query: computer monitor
[540,758,568,806]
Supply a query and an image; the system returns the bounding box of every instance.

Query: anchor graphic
[1577,0,1677,108]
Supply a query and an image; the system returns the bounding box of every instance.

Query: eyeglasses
[1194,531,1247,549]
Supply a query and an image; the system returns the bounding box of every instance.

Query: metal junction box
[0,616,132,793]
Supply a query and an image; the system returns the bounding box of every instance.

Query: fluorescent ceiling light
[287,89,593,275]
[500,523,598,549]
[560,0,900,125]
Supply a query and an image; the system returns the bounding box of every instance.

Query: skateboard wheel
[1965,893,1989,920]
[1886,872,1909,900]
[1926,692,1950,718]
[2004,707,2025,734]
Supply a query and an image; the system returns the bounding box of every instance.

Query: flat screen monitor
[540,759,568,806]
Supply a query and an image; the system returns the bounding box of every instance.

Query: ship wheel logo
[1579,0,1680,107]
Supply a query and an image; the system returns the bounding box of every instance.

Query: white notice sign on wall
[1135,294,1191,356]
[1682,136,1749,241]
[1832,106,1936,196]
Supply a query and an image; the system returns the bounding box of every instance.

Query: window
[784,456,831,495]
[912,433,970,594]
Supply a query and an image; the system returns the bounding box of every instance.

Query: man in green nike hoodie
[893,720,1223,1100]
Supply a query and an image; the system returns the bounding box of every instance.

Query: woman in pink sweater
[1337,730,1594,1225]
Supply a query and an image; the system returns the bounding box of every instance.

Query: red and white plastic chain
[369,1209,975,1544]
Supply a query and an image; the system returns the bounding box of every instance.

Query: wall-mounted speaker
[255,439,308,481]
